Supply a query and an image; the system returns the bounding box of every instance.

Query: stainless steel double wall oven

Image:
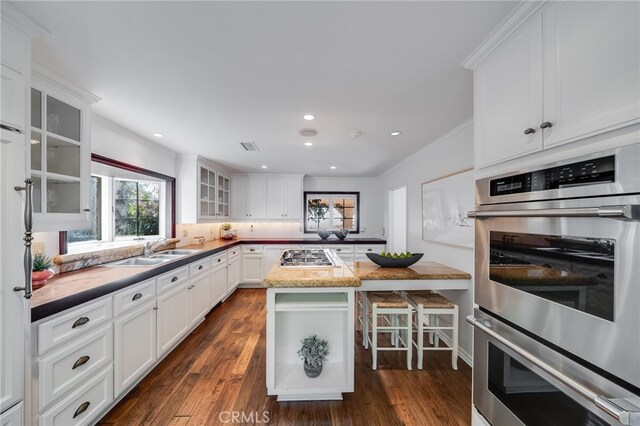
[469,143,640,425]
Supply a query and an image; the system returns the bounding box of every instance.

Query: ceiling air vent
[240,141,259,152]
[298,128,319,137]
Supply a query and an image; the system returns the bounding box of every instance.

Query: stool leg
[417,308,424,369]
[452,306,459,370]
[428,314,435,345]
[406,310,412,370]
[363,295,369,349]
[434,315,440,348]
[392,314,398,347]
[372,306,378,370]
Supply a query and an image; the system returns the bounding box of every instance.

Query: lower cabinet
[227,255,241,294]
[188,273,211,325]
[1,401,23,426]
[241,254,263,284]
[113,301,156,396]
[156,282,190,357]
[39,367,113,426]
[210,261,227,307]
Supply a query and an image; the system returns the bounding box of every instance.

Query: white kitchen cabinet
[30,67,98,231]
[473,12,543,167]
[266,176,303,220]
[177,155,232,223]
[0,64,25,132]
[231,174,266,219]
[188,273,210,325]
[326,245,355,263]
[354,245,386,263]
[156,282,190,357]
[227,251,241,294]
[113,301,156,397]
[241,246,263,285]
[210,253,228,307]
[1,401,23,426]
[467,1,640,168]
[541,1,640,148]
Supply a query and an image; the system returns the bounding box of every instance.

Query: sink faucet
[144,237,168,257]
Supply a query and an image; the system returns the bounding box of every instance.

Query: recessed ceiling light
[261,165,268,169]
[330,166,336,170]
[304,141,313,147]
[152,133,164,138]
[390,131,402,136]
[303,114,315,121]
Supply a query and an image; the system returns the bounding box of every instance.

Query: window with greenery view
[304,192,359,233]
[114,180,160,237]
[68,176,102,243]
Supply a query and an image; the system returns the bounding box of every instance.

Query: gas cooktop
[280,249,338,267]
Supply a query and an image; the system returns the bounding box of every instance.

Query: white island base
[266,287,355,401]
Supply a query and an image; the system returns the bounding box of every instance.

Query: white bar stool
[365,292,413,370]
[405,291,459,370]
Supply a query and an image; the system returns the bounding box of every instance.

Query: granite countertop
[352,261,472,281]
[489,265,599,287]
[262,264,361,288]
[31,237,386,321]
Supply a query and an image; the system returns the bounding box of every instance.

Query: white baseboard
[435,330,472,368]
[237,283,263,289]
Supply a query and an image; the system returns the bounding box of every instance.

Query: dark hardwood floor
[97,289,472,426]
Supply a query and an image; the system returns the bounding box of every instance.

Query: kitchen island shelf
[273,362,349,400]
[275,292,348,311]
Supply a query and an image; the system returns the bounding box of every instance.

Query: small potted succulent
[297,335,329,378]
[32,254,54,289]
[220,223,234,240]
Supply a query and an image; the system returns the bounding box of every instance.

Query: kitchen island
[263,253,472,402]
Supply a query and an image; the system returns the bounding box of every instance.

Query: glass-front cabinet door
[217,174,230,219]
[198,164,217,220]
[30,72,94,231]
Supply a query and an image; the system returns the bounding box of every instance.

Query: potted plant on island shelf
[297,335,329,378]
[32,254,54,289]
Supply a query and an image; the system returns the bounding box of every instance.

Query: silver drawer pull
[336,248,342,252]
[217,259,222,263]
[132,292,143,301]
[367,248,372,252]
[72,355,90,370]
[198,265,203,270]
[73,401,90,418]
[72,317,90,328]
[171,276,178,282]
[250,248,255,252]
[467,315,640,425]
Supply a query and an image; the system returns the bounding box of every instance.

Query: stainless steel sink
[158,250,201,255]
[109,257,170,267]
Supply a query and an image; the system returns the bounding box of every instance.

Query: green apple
[379,251,386,256]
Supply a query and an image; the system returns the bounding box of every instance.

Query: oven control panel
[489,155,615,196]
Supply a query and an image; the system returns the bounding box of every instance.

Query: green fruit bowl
[365,253,423,268]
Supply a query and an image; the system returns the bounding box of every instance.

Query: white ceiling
[17,1,516,177]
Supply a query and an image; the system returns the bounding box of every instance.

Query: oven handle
[467,205,639,220]
[467,315,640,425]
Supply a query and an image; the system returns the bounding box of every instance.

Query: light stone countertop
[262,263,361,288]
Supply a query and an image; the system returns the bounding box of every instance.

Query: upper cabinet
[231,174,303,220]
[30,67,99,231]
[466,1,640,168]
[1,64,25,132]
[177,155,231,223]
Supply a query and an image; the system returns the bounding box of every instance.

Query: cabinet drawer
[227,247,241,260]
[211,252,227,268]
[113,279,156,316]
[326,245,355,254]
[38,298,112,356]
[157,266,189,295]
[189,258,210,277]
[38,324,113,411]
[355,245,385,254]
[242,245,263,254]
[38,366,113,426]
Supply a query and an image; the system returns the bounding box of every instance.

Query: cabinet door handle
[73,401,90,418]
[132,292,143,301]
[249,248,255,252]
[72,317,90,328]
[336,248,342,252]
[198,265,203,270]
[217,258,222,263]
[83,208,91,212]
[524,128,536,135]
[72,355,91,370]
[540,121,553,129]
[153,306,158,311]
[171,276,178,282]
[367,248,372,252]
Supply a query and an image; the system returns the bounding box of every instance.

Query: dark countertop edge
[31,238,386,322]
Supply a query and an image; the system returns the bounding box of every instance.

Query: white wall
[91,114,177,177]
[378,119,475,361]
